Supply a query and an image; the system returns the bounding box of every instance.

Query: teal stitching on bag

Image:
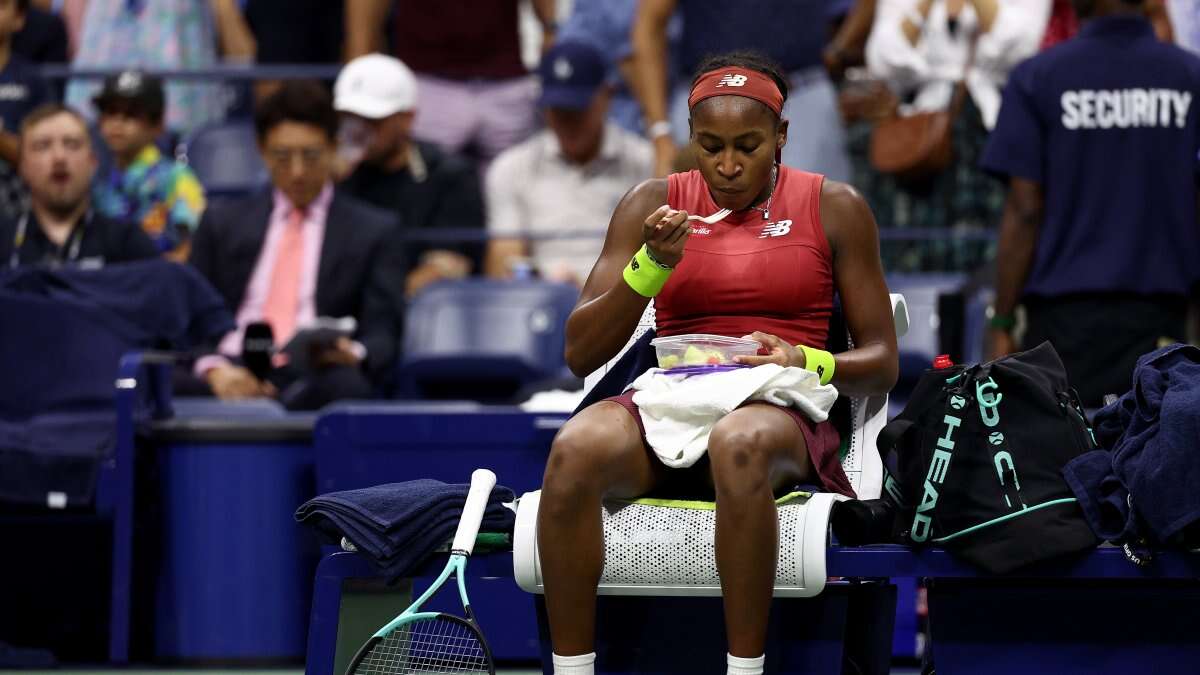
[930,498,1079,543]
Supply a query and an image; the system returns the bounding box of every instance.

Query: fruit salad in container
[649,334,762,370]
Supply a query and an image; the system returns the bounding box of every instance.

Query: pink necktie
[262,208,306,346]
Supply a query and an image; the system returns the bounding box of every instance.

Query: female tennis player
[538,51,899,675]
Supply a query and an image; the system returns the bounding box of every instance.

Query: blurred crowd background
[0,0,1194,407]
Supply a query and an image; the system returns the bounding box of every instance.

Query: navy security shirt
[981,16,1200,298]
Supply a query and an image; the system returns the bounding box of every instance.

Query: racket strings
[354,617,490,674]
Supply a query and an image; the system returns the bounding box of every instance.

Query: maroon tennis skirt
[605,389,855,498]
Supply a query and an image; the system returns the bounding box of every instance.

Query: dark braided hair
[690,51,790,111]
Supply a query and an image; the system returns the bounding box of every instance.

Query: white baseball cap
[334,54,418,119]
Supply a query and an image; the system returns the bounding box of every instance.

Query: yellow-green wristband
[799,345,836,385]
[622,245,672,297]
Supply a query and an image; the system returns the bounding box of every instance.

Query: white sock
[727,652,765,675]
[552,651,596,675]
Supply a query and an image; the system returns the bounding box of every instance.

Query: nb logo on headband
[717,74,748,88]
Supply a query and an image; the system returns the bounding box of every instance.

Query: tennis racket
[344,468,498,675]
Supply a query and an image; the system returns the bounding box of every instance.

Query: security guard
[981,0,1200,406]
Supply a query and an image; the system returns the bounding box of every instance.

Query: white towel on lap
[629,364,839,468]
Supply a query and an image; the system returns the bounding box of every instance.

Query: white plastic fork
[687,208,732,225]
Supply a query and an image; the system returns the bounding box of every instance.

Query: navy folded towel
[1065,343,1200,548]
[296,479,516,579]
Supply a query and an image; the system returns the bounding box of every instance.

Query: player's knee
[707,421,772,496]
[542,418,627,500]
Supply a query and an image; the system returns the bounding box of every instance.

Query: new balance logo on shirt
[759,219,792,238]
[1060,88,1193,129]
[717,74,748,88]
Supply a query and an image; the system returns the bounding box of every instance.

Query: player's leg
[707,403,816,671]
[538,399,663,664]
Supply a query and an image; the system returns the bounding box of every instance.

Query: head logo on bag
[911,412,963,542]
[977,378,1002,427]
[877,343,1100,572]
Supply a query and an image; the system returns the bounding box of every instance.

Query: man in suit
[189,81,406,410]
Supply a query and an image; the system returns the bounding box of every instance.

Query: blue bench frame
[303,404,1200,674]
[305,545,1200,675]
[108,352,176,663]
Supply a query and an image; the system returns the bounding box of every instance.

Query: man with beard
[0,104,156,268]
[335,54,483,295]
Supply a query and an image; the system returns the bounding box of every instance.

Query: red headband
[688,67,784,116]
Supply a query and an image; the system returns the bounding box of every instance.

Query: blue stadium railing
[39,64,343,82]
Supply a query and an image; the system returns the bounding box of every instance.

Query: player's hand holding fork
[642,205,691,269]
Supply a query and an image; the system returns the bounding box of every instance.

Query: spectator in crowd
[556,0,682,136]
[0,0,52,220]
[982,0,1200,406]
[0,104,157,267]
[484,40,653,286]
[823,0,880,83]
[189,82,406,410]
[32,0,85,57]
[1042,0,1173,48]
[245,0,342,87]
[66,0,255,134]
[629,0,852,182]
[344,0,556,168]
[12,2,67,64]
[92,71,206,260]
[857,0,1049,272]
[1165,0,1199,54]
[243,0,343,101]
[334,54,483,296]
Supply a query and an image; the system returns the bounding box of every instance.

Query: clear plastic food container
[649,333,762,370]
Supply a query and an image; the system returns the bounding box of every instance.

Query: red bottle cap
[933,354,953,369]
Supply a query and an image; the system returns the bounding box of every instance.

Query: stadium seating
[179,120,269,198]
[395,279,579,400]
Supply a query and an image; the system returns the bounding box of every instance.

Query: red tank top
[656,167,834,348]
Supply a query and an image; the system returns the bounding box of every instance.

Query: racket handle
[451,468,497,555]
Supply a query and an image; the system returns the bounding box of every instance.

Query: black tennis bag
[878,341,1099,573]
